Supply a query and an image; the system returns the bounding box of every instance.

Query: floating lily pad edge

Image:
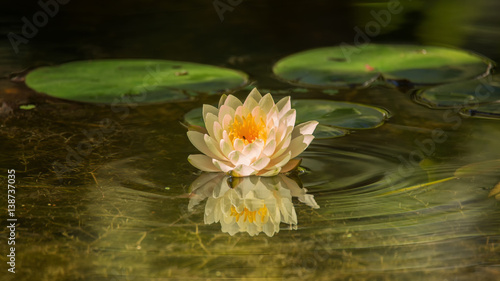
[25,59,249,105]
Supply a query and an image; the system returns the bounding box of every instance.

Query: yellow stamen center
[229,113,267,145]
[230,205,268,223]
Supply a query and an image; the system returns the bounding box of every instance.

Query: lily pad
[184,99,387,139]
[25,59,248,104]
[313,125,348,139]
[414,74,500,109]
[273,44,493,88]
[184,106,205,127]
[292,99,389,129]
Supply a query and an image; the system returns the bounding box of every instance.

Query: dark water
[1,1,500,280]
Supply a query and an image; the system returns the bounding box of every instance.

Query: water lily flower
[188,173,319,236]
[187,88,318,177]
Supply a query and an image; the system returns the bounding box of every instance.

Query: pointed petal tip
[218,94,228,108]
[187,154,220,172]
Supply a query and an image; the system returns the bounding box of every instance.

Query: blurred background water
[1,0,500,280]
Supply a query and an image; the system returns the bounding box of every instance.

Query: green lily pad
[313,125,348,139]
[414,74,500,108]
[184,107,205,127]
[184,99,387,139]
[25,59,248,104]
[292,99,389,129]
[273,44,493,88]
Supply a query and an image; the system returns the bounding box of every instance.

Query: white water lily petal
[274,121,288,144]
[205,113,219,139]
[242,142,263,162]
[258,167,281,177]
[280,158,301,173]
[233,138,245,152]
[212,121,223,142]
[187,88,317,177]
[248,87,263,102]
[228,150,251,166]
[282,109,296,127]
[292,120,319,139]
[268,151,292,168]
[266,106,280,127]
[222,114,232,131]
[188,154,220,172]
[213,159,234,173]
[204,134,226,160]
[276,96,291,117]
[218,105,235,125]
[234,104,250,119]
[272,134,292,160]
[231,164,257,177]
[222,130,233,148]
[259,93,275,113]
[218,94,228,108]
[243,96,259,111]
[187,131,220,159]
[262,139,276,157]
[203,104,219,121]
[250,106,264,122]
[252,157,271,170]
[289,134,315,159]
[220,139,233,158]
[223,94,243,109]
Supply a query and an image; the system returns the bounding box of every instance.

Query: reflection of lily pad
[414,74,500,110]
[273,44,493,88]
[460,103,500,119]
[293,100,389,129]
[25,59,248,104]
[184,99,387,139]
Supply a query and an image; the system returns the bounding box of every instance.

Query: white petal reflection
[188,173,319,237]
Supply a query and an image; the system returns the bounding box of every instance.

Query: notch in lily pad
[273,44,493,88]
[24,59,248,104]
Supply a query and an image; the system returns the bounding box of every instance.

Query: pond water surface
[1,1,500,280]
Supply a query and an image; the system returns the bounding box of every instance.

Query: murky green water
[2,1,500,280]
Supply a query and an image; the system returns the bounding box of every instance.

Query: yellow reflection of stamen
[229,113,267,145]
[230,205,268,223]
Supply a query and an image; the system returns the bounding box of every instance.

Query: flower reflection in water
[188,173,319,237]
